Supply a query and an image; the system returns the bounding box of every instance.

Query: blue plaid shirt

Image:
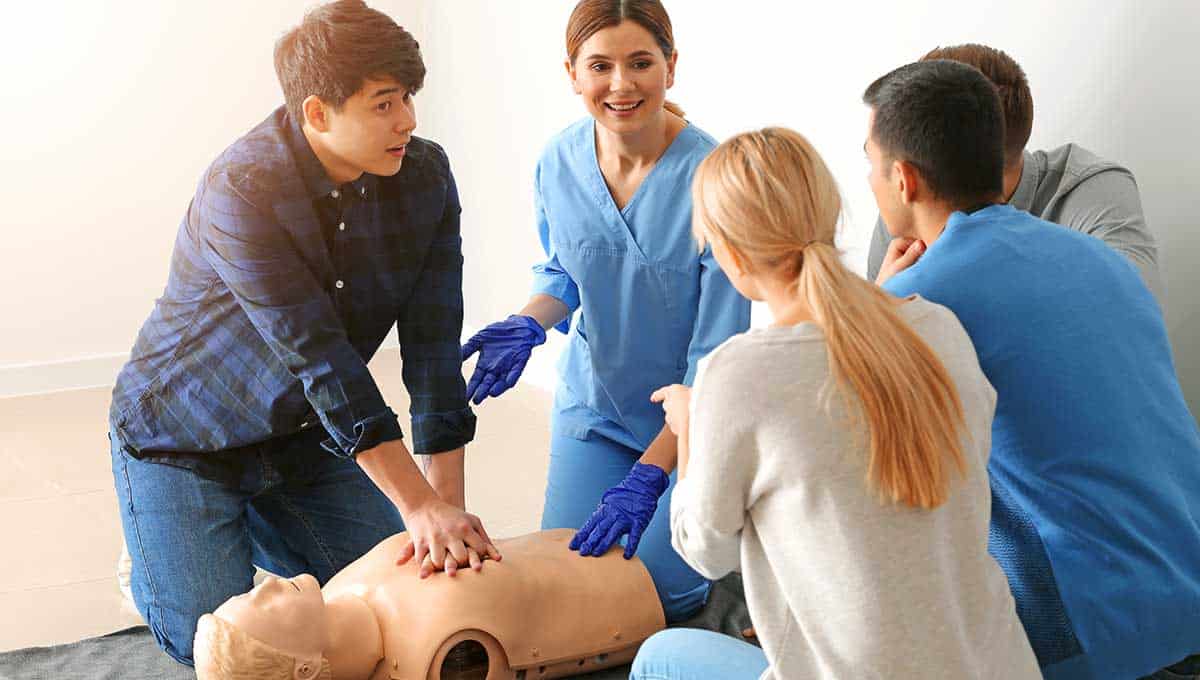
[110,106,475,458]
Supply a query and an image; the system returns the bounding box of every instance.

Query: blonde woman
[630,128,1040,679]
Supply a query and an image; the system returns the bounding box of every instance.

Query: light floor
[0,348,552,652]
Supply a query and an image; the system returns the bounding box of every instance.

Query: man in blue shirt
[864,60,1200,679]
[108,0,498,666]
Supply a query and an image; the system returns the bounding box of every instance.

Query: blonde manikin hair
[692,127,967,509]
[194,614,332,680]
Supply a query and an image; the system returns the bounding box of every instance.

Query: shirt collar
[1008,150,1040,211]
[284,110,379,202]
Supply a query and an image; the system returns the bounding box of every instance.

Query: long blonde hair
[692,127,966,509]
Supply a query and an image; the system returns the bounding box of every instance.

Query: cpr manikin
[194,529,665,679]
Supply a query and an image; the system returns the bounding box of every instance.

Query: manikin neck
[322,594,383,680]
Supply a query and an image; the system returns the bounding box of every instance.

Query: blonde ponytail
[692,127,967,509]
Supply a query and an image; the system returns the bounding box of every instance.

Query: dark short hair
[863,60,1005,209]
[274,0,425,121]
[922,44,1033,167]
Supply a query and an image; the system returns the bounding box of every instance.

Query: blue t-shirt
[885,204,1200,680]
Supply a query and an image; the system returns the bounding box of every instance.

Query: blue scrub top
[885,205,1200,680]
[530,118,750,451]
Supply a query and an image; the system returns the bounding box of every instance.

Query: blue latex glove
[570,462,669,559]
[461,315,546,405]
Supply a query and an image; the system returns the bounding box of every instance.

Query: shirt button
[338,222,346,231]
[330,189,340,199]
[335,280,344,289]
[360,186,367,196]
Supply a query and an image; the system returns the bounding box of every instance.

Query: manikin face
[213,573,328,660]
[864,109,914,239]
[567,20,677,135]
[311,76,416,179]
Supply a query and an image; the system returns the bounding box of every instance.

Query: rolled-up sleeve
[683,245,750,386]
[529,163,580,335]
[198,177,401,457]
[396,163,477,455]
[670,351,756,580]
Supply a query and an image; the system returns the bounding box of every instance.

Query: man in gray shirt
[865,43,1164,305]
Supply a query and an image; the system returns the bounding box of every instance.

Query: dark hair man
[107,1,498,665]
[866,44,1163,307]
[864,59,1199,680]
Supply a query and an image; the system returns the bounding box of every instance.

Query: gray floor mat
[0,575,752,680]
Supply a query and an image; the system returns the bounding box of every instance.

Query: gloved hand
[461,315,546,405]
[570,462,669,559]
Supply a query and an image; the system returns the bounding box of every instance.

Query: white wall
[0,0,429,395]
[415,0,1200,417]
[2,1,1197,417]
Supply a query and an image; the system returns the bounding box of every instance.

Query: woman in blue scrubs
[461,0,749,622]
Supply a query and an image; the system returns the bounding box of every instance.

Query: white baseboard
[0,353,130,399]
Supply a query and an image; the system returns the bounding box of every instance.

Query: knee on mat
[145,607,199,667]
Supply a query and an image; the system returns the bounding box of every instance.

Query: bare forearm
[518,294,570,331]
[355,439,437,516]
[639,425,678,475]
[424,448,466,510]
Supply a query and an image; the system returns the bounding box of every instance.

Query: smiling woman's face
[567,20,676,135]
[212,573,329,660]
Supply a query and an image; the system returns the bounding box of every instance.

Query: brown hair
[692,128,968,509]
[565,0,684,118]
[922,44,1033,168]
[274,0,425,122]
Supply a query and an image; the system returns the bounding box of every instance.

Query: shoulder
[537,118,592,166]
[693,328,824,401]
[1036,142,1135,187]
[679,122,718,152]
[203,108,299,211]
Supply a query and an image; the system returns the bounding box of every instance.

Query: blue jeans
[632,629,768,680]
[110,428,404,666]
[540,431,709,623]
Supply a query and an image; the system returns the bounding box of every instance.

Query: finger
[597,520,628,558]
[886,237,915,257]
[488,372,510,398]
[468,548,482,572]
[395,540,415,566]
[471,373,498,405]
[570,511,603,551]
[444,552,458,577]
[461,335,482,362]
[428,540,447,572]
[470,516,495,549]
[742,627,757,639]
[504,352,530,389]
[580,515,618,556]
[465,367,486,402]
[894,240,925,268]
[446,538,470,567]
[415,540,432,579]
[650,387,665,403]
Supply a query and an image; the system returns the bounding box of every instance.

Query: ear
[665,50,678,89]
[893,159,922,206]
[302,95,331,133]
[564,58,581,94]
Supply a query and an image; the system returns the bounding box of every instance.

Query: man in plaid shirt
[107,1,498,665]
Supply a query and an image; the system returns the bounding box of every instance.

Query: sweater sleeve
[669,345,759,580]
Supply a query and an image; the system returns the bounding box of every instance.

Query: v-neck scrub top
[531,118,751,451]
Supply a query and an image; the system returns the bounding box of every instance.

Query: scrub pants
[540,431,710,622]
[631,629,768,680]
[110,427,404,666]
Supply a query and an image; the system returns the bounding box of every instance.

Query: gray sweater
[670,298,1041,680]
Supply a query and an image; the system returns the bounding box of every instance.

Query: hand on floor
[570,462,669,559]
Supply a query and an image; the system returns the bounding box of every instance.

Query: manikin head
[564,0,683,135]
[862,59,1006,240]
[194,574,331,680]
[274,0,424,183]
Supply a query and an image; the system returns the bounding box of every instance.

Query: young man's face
[321,77,416,178]
[864,110,913,239]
